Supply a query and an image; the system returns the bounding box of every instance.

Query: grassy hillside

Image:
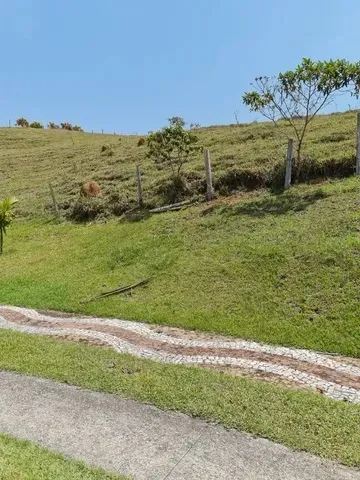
[0,110,358,217]
[1,111,360,355]
[1,177,360,356]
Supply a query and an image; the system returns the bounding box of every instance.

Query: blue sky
[1,0,359,133]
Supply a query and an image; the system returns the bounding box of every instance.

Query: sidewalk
[0,371,358,480]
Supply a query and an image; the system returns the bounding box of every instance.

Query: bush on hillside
[100,145,114,156]
[60,122,73,131]
[48,122,60,129]
[29,121,44,129]
[137,137,146,147]
[68,197,107,222]
[156,174,192,204]
[73,125,83,132]
[80,181,102,198]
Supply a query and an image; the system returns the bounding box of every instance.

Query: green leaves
[0,197,17,254]
[147,117,202,174]
[242,58,360,165]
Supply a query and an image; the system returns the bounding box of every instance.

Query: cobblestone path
[1,305,359,404]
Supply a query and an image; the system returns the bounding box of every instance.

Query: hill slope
[0,110,358,217]
[1,177,360,356]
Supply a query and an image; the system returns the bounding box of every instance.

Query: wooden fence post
[49,183,59,217]
[136,165,143,208]
[356,113,360,175]
[284,138,294,190]
[204,149,214,201]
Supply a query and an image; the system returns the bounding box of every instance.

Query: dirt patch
[203,365,313,393]
[56,334,110,348]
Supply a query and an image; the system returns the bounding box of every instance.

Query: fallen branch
[149,200,194,214]
[81,277,152,304]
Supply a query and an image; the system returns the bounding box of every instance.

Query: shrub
[68,197,107,222]
[16,118,29,128]
[147,117,203,175]
[100,145,114,156]
[29,121,44,129]
[0,196,17,254]
[156,174,191,203]
[73,125,83,132]
[215,168,268,194]
[107,193,132,216]
[60,122,73,131]
[80,181,102,198]
[48,122,60,129]
[137,137,146,147]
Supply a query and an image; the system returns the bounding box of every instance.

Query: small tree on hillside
[48,122,60,129]
[147,117,202,175]
[16,117,29,128]
[61,122,73,131]
[243,58,360,168]
[0,197,17,254]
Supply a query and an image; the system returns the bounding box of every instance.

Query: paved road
[0,371,359,480]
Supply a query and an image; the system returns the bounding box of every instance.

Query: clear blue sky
[1,0,359,133]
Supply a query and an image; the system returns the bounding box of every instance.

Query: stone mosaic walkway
[1,305,360,404]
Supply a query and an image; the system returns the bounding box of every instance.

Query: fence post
[204,149,214,201]
[49,183,59,217]
[136,165,143,208]
[356,113,360,175]
[284,138,294,190]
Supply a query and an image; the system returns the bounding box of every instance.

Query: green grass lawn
[0,330,359,467]
[1,177,360,356]
[0,110,358,217]
[0,433,126,480]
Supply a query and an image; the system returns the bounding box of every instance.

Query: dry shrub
[80,181,102,198]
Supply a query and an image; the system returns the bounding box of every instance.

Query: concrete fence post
[204,149,214,201]
[49,183,59,217]
[284,138,294,190]
[136,165,143,208]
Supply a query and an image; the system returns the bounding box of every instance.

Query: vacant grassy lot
[0,111,358,217]
[1,330,360,467]
[0,433,126,479]
[1,177,360,356]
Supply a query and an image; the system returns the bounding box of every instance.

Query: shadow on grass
[220,189,329,218]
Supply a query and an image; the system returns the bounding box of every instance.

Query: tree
[16,117,29,128]
[48,122,60,129]
[60,122,73,131]
[72,125,83,132]
[147,117,202,175]
[243,58,360,167]
[29,121,44,129]
[0,197,17,254]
